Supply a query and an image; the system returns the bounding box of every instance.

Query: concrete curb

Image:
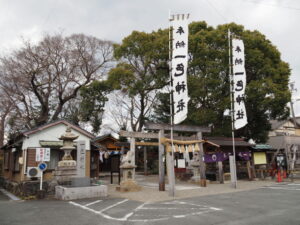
[0,188,21,201]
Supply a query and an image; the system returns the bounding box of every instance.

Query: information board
[36,148,50,162]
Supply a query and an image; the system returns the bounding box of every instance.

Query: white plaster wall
[22,123,91,150]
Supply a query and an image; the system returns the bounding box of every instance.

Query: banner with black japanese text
[232,39,247,129]
[171,14,189,124]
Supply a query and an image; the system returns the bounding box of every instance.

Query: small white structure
[55,185,108,200]
[3,120,95,182]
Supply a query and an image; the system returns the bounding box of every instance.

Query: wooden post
[143,146,147,176]
[218,161,224,184]
[247,160,253,180]
[197,132,206,187]
[158,129,165,191]
[166,146,175,196]
[130,137,136,180]
[130,137,136,163]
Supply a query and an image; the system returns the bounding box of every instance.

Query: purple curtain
[204,151,251,162]
[237,151,251,161]
[204,152,231,163]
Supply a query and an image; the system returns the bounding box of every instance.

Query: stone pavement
[103,174,279,202]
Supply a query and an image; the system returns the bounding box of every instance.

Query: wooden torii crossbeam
[160,137,220,148]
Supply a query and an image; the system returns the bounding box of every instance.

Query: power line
[243,0,300,11]
[205,0,228,22]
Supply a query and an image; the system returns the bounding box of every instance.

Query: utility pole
[289,82,298,128]
[289,82,299,181]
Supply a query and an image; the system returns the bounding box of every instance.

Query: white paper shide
[171,15,189,124]
[232,39,247,130]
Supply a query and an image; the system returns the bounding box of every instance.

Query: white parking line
[264,186,300,191]
[99,199,129,213]
[69,200,135,221]
[69,199,222,222]
[84,200,102,206]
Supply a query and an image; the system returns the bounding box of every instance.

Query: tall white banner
[171,14,189,124]
[232,39,247,130]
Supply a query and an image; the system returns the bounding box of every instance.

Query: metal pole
[169,11,175,197]
[228,29,237,188]
[40,170,43,191]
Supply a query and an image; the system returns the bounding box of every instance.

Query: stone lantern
[58,126,79,167]
[190,151,201,183]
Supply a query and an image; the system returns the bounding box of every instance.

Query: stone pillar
[190,151,201,183]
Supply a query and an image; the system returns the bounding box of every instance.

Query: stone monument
[54,126,108,200]
[190,151,201,183]
[116,150,141,192]
[53,126,78,184]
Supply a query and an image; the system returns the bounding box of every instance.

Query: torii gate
[119,122,213,196]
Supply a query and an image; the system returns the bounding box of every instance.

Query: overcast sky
[1,0,300,115]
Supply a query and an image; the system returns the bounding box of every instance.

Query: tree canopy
[0,33,113,133]
[0,22,291,143]
[106,29,170,131]
[153,21,290,142]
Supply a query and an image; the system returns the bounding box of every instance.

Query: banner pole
[168,11,175,197]
[228,29,237,189]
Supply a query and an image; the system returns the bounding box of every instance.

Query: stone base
[58,160,76,167]
[189,175,201,184]
[53,166,77,185]
[116,180,142,192]
[55,185,108,200]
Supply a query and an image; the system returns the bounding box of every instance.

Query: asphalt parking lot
[1,182,300,225]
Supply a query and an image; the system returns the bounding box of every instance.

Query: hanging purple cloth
[204,152,232,163]
[237,151,251,161]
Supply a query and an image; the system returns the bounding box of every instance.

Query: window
[46,149,60,170]
[4,152,9,170]
[13,152,20,172]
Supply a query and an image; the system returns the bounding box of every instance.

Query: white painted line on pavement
[262,186,300,191]
[70,200,130,221]
[134,202,148,211]
[287,183,300,186]
[174,200,222,211]
[210,207,223,211]
[129,217,169,222]
[99,199,129,213]
[122,212,134,220]
[174,215,186,218]
[84,200,102,206]
[140,207,190,210]
[0,188,21,201]
[69,198,222,222]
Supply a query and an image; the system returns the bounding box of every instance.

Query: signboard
[276,154,287,168]
[35,148,50,162]
[253,152,267,165]
[77,141,86,177]
[177,159,186,168]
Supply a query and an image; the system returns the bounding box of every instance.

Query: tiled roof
[205,137,254,147]
[23,120,95,139]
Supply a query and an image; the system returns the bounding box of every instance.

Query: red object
[277,170,282,182]
[283,170,287,178]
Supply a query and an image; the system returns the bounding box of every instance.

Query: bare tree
[103,90,158,132]
[0,91,12,146]
[0,33,113,129]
